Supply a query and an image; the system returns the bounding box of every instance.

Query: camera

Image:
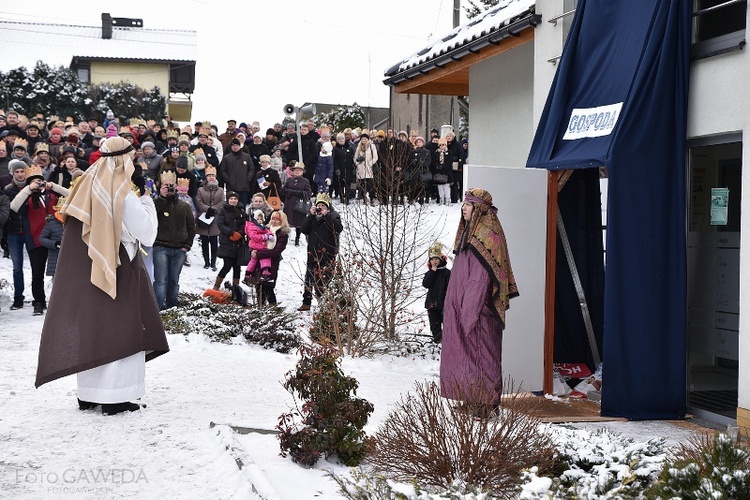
[315,207,322,214]
[356,155,365,162]
[167,185,176,194]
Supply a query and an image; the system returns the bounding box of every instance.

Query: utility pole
[451,0,461,128]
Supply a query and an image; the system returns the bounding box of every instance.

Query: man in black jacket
[298,193,343,312]
[152,171,195,310]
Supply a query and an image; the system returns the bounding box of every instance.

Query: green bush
[277,343,374,467]
[160,293,301,353]
[646,433,750,499]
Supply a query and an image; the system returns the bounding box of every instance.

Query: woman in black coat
[280,163,312,246]
[212,191,248,290]
[332,134,355,204]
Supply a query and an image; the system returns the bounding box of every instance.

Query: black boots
[78,399,98,410]
[102,402,142,415]
[32,301,46,316]
[10,298,23,310]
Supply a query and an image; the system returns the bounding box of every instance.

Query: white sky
[0,0,469,128]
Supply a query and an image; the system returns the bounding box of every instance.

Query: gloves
[267,234,275,242]
[205,207,216,217]
[229,231,242,242]
[325,178,331,186]
[132,176,146,196]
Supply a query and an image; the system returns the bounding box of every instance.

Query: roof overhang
[71,56,195,66]
[385,13,541,96]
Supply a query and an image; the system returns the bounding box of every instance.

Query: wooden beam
[398,82,469,96]
[393,28,534,95]
[543,170,560,395]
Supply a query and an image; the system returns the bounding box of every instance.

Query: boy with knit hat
[422,241,451,343]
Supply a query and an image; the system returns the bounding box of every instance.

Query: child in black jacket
[422,242,451,343]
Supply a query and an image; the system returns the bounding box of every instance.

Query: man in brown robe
[35,137,169,415]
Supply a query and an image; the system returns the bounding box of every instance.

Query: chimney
[101,13,112,39]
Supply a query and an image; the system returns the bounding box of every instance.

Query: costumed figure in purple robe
[440,187,518,415]
[35,136,169,415]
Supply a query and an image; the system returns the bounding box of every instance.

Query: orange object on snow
[202,288,232,304]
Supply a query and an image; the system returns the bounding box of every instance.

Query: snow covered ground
[0,201,707,499]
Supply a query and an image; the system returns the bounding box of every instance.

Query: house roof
[383,0,539,96]
[0,20,197,71]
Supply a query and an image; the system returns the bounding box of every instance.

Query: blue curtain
[527,0,691,419]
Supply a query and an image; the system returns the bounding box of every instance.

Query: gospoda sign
[562,102,623,141]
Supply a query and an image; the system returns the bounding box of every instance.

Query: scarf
[453,188,519,327]
[61,137,135,300]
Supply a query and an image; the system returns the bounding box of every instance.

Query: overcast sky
[0,0,468,128]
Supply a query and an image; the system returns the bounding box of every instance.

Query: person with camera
[7,161,70,314]
[298,193,343,312]
[152,170,196,310]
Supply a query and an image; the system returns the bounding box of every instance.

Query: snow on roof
[385,0,535,77]
[0,20,197,71]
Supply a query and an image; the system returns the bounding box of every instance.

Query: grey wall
[389,90,454,137]
[464,165,548,391]
[468,41,534,168]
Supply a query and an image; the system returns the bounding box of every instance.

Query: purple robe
[440,248,504,405]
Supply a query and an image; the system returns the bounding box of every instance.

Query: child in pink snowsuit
[244,210,275,281]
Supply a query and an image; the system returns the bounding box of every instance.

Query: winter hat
[291,162,305,171]
[266,128,275,136]
[272,145,282,152]
[359,133,370,140]
[253,132,263,140]
[168,145,180,154]
[314,192,331,208]
[106,109,115,120]
[320,142,333,156]
[175,156,189,170]
[50,127,64,137]
[253,209,265,221]
[376,130,386,138]
[106,123,118,138]
[428,241,445,259]
[415,136,425,144]
[9,159,27,172]
[226,191,239,200]
[141,141,155,150]
[230,138,241,146]
[259,154,271,164]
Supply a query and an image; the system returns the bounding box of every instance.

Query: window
[692,0,747,60]
[75,61,90,83]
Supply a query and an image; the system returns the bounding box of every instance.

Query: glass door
[687,139,741,424]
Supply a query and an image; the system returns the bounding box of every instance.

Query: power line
[0,25,196,48]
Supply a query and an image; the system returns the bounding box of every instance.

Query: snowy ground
[0,201,708,499]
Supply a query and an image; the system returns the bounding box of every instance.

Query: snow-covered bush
[331,469,492,499]
[519,426,666,499]
[645,432,750,499]
[160,293,300,353]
